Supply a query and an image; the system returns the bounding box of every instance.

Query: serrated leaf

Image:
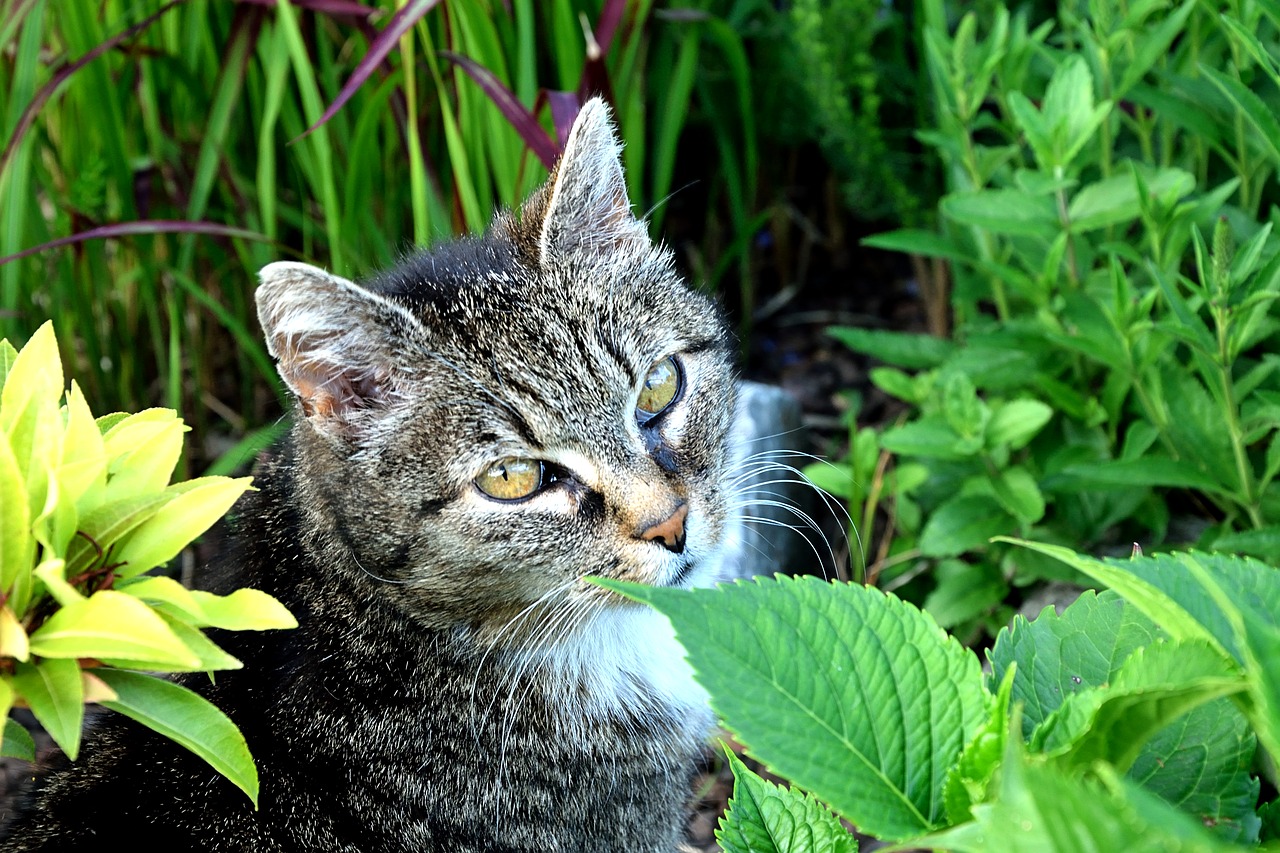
[919,494,1013,557]
[12,658,83,760]
[917,739,1236,852]
[95,669,259,806]
[599,575,987,840]
[717,750,857,853]
[1034,640,1245,774]
[944,665,1015,825]
[27,590,200,669]
[110,477,253,578]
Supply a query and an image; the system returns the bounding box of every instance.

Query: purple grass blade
[440,52,558,169]
[0,0,186,184]
[594,0,626,54]
[545,91,582,151]
[233,0,379,17]
[0,221,269,268]
[296,0,443,142]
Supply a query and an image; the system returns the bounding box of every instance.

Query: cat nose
[637,502,688,554]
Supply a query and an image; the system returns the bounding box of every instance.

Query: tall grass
[0,0,763,474]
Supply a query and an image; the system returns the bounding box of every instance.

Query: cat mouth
[664,559,697,588]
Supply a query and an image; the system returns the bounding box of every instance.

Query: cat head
[255,99,736,645]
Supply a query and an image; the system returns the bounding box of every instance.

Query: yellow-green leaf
[96,669,260,805]
[0,436,34,597]
[111,477,253,579]
[100,414,186,504]
[33,558,84,608]
[99,613,242,673]
[12,658,83,760]
[120,576,295,631]
[0,321,62,437]
[63,491,172,577]
[28,590,201,669]
[59,382,107,510]
[0,606,29,662]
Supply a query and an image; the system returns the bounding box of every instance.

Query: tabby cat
[0,98,737,851]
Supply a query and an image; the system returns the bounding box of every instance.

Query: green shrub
[604,541,1280,849]
[815,0,1280,632]
[0,323,295,805]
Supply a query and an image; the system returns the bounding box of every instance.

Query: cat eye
[636,356,682,420]
[474,457,546,501]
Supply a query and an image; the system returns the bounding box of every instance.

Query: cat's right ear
[256,262,421,435]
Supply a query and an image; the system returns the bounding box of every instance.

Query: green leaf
[99,412,186,504]
[1034,640,1245,774]
[63,491,172,577]
[1201,64,1280,169]
[27,590,201,669]
[118,576,296,631]
[1049,457,1224,494]
[2,716,35,762]
[1210,526,1280,561]
[0,339,17,392]
[95,669,259,806]
[861,228,972,264]
[944,666,1014,825]
[1068,168,1195,231]
[110,476,253,578]
[990,466,1045,524]
[827,327,955,370]
[880,418,973,460]
[923,559,1008,629]
[11,658,83,760]
[941,189,1058,236]
[0,321,62,438]
[985,399,1053,450]
[598,575,987,841]
[916,739,1238,852]
[99,613,242,673]
[0,434,33,598]
[716,750,858,853]
[801,462,857,501]
[919,494,1013,557]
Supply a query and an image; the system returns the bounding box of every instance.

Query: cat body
[1,100,736,851]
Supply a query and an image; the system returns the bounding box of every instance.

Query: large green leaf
[941,189,1058,236]
[95,669,259,806]
[716,750,857,853]
[600,575,987,840]
[916,740,1240,852]
[0,321,62,438]
[27,590,201,669]
[11,658,83,760]
[0,435,33,598]
[989,589,1259,841]
[1067,168,1194,232]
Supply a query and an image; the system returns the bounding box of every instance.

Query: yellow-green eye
[637,356,681,418]
[475,457,544,501]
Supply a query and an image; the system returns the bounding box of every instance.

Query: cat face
[255,100,736,645]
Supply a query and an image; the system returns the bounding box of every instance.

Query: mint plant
[813,0,1280,636]
[601,540,1279,850]
[0,322,295,804]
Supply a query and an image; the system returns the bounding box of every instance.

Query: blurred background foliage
[6,0,1280,642]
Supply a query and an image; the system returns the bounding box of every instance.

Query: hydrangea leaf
[600,575,986,840]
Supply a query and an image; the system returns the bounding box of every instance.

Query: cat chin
[537,605,712,728]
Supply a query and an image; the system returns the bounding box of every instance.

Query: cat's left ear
[256,261,422,435]
[535,98,650,261]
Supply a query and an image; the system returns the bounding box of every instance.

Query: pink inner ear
[277,334,389,420]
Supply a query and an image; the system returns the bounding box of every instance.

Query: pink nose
[638,502,688,554]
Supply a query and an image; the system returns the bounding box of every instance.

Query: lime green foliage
[814,1,1280,634]
[0,323,295,805]
[601,544,1280,850]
